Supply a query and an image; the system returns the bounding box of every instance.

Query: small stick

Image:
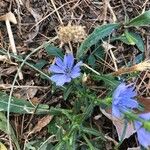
[0,12,23,80]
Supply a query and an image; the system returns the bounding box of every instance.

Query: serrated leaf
[0,92,49,114]
[76,24,120,59]
[44,44,63,58]
[127,10,150,27]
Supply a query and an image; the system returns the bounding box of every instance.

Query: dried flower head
[57,25,87,43]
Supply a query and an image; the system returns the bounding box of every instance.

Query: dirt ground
[0,0,150,149]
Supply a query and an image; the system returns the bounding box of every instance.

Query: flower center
[65,67,71,76]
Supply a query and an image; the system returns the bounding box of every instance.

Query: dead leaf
[25,0,42,42]
[0,66,17,75]
[101,109,136,141]
[13,81,38,100]
[102,41,116,51]
[0,55,8,62]
[138,97,150,113]
[30,115,53,134]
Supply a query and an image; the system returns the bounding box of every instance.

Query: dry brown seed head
[57,25,87,43]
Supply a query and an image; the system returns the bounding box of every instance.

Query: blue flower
[112,83,138,118]
[49,53,82,86]
[134,113,150,148]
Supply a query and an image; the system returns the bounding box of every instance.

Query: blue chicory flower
[112,83,139,118]
[134,113,150,148]
[49,53,82,86]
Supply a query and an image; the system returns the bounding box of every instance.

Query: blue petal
[49,65,64,73]
[50,74,71,86]
[55,57,65,69]
[122,99,139,109]
[138,128,150,148]
[135,121,150,148]
[70,61,82,78]
[73,61,82,68]
[125,87,137,97]
[134,113,150,148]
[112,105,122,118]
[71,72,81,78]
[64,53,74,69]
[139,113,150,120]
[113,97,122,105]
[113,83,126,99]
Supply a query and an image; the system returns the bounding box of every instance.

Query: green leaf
[125,31,145,52]
[83,134,96,150]
[112,31,144,52]
[127,10,150,27]
[63,84,74,100]
[132,34,144,52]
[128,53,144,67]
[49,107,72,120]
[94,46,105,60]
[82,127,104,138]
[134,53,144,64]
[111,35,130,45]
[81,103,94,121]
[88,55,96,66]
[92,74,119,89]
[0,112,20,150]
[34,59,47,70]
[0,92,49,114]
[76,23,120,59]
[44,44,63,58]
[124,30,136,45]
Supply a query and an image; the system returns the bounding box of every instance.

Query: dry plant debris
[0,0,150,150]
[57,24,87,43]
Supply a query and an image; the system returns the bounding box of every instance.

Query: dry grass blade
[112,60,150,76]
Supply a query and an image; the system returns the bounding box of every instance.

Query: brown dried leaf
[0,66,17,75]
[101,109,136,141]
[30,115,53,134]
[137,97,150,113]
[13,81,38,100]
[25,0,42,42]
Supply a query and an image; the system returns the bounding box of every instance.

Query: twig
[50,0,63,24]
